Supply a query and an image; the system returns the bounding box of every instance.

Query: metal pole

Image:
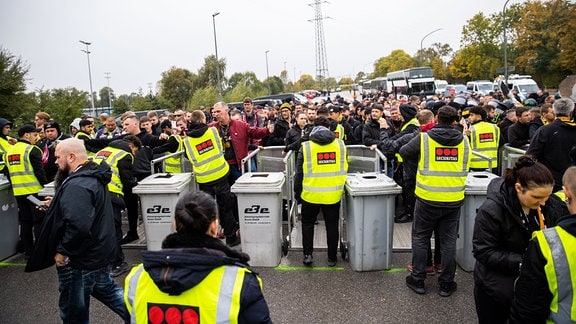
[79,40,95,110]
[212,12,222,101]
[265,50,270,95]
[420,28,442,66]
[104,72,112,110]
[503,0,511,84]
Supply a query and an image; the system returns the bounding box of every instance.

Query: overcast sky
[1,0,521,96]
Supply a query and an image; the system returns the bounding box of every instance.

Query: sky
[1,0,523,96]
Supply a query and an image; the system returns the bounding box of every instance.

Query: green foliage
[196,55,226,91]
[0,48,30,122]
[158,67,196,109]
[263,76,284,95]
[339,77,354,85]
[188,86,219,108]
[35,88,86,130]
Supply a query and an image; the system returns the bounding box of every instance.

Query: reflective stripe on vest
[93,147,132,195]
[469,121,500,169]
[396,118,420,163]
[183,127,229,184]
[0,137,12,171]
[164,134,184,173]
[125,263,256,324]
[301,139,348,204]
[415,133,470,202]
[334,124,345,140]
[5,142,43,196]
[534,227,576,323]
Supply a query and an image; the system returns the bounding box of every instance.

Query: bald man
[25,138,129,323]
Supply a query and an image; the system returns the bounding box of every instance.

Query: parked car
[466,80,494,96]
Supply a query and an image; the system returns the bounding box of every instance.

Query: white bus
[386,67,436,97]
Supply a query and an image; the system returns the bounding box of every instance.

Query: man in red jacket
[209,101,270,184]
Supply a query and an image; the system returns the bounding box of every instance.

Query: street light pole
[265,50,270,94]
[79,40,95,110]
[420,28,442,66]
[503,0,511,84]
[212,12,222,101]
[104,72,112,110]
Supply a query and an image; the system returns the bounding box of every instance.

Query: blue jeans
[57,264,129,324]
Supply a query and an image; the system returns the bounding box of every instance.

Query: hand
[159,133,169,140]
[55,252,69,267]
[8,137,17,145]
[281,151,287,157]
[378,118,389,129]
[370,144,377,151]
[44,196,52,208]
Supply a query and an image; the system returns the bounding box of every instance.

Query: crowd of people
[1,85,575,322]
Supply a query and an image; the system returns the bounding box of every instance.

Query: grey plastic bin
[0,178,19,260]
[456,171,498,272]
[345,173,402,271]
[133,173,192,250]
[231,172,284,267]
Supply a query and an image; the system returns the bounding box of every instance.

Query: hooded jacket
[137,232,272,324]
[472,177,564,304]
[0,118,12,140]
[25,161,117,272]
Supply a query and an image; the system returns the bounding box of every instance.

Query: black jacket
[26,161,117,272]
[499,117,515,145]
[527,118,576,192]
[265,117,290,147]
[509,215,576,323]
[472,177,564,305]
[141,232,272,324]
[38,133,70,182]
[507,121,531,149]
[284,124,312,153]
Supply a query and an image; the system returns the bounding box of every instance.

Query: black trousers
[15,195,43,256]
[110,193,125,265]
[474,283,511,324]
[301,200,340,260]
[199,177,238,239]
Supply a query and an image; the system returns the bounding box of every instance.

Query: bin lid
[0,178,10,190]
[345,173,402,195]
[38,181,56,197]
[465,171,498,194]
[231,172,285,193]
[133,173,192,194]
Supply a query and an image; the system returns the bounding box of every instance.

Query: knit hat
[69,118,81,131]
[43,120,61,134]
[280,102,292,111]
[399,104,417,121]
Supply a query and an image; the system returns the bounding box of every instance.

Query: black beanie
[399,104,417,121]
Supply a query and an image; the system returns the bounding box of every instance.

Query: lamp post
[79,40,95,110]
[503,0,511,84]
[420,28,442,66]
[212,12,222,101]
[265,50,270,94]
[104,72,112,110]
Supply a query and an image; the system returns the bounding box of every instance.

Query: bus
[386,67,436,98]
[369,77,389,93]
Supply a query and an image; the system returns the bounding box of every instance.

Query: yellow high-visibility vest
[93,146,133,195]
[5,142,43,196]
[75,132,95,157]
[533,227,576,323]
[469,121,500,169]
[396,118,420,162]
[164,134,184,173]
[415,133,470,202]
[301,138,348,204]
[125,263,260,324]
[183,127,229,184]
[0,136,13,172]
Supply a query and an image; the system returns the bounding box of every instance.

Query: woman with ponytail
[124,191,272,323]
[472,155,564,323]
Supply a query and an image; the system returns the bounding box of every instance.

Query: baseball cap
[18,124,41,137]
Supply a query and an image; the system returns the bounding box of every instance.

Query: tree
[339,77,354,85]
[354,72,366,82]
[294,74,316,91]
[196,55,226,91]
[373,50,414,77]
[188,86,219,108]
[98,86,114,108]
[263,76,284,95]
[0,48,30,122]
[35,87,86,130]
[158,67,196,110]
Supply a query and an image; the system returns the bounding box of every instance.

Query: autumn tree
[294,74,316,91]
[373,50,414,77]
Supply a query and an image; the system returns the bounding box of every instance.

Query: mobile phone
[27,195,47,211]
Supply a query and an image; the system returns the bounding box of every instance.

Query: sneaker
[394,213,413,224]
[110,262,131,278]
[120,232,139,245]
[407,264,435,275]
[226,235,241,247]
[435,264,443,273]
[327,258,337,267]
[438,281,457,297]
[303,254,313,266]
[405,275,426,294]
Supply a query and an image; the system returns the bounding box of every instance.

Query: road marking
[0,261,26,267]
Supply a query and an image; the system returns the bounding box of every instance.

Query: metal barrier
[471,150,494,173]
[499,144,526,176]
[345,145,388,174]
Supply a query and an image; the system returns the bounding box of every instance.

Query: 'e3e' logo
[147,205,171,214]
[245,205,270,214]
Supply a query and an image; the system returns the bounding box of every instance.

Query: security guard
[510,166,576,323]
[152,120,185,173]
[328,105,353,144]
[124,190,271,323]
[0,118,15,173]
[5,125,48,256]
[93,135,139,277]
[294,116,348,267]
[466,106,500,171]
[75,119,98,156]
[182,110,240,246]
[400,106,471,297]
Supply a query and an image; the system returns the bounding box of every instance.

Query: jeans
[57,264,129,324]
[410,199,460,284]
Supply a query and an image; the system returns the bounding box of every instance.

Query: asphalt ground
[0,247,477,324]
